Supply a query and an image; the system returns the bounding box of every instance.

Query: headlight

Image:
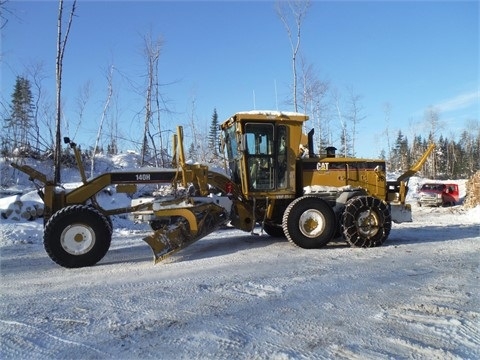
[437,194,442,199]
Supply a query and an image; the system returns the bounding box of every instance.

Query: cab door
[244,123,290,192]
[245,123,275,191]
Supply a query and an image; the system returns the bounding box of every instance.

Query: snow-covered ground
[1,157,479,359]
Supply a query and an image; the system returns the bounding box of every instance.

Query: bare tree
[73,80,91,141]
[185,96,210,164]
[141,32,163,166]
[382,102,392,163]
[424,106,443,139]
[187,97,199,163]
[108,91,120,156]
[298,56,327,114]
[345,87,365,157]
[91,65,114,177]
[298,56,330,151]
[0,0,14,30]
[25,62,48,152]
[331,88,349,157]
[54,0,76,183]
[276,0,311,112]
[424,107,444,179]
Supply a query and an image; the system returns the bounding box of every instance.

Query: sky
[1,0,479,158]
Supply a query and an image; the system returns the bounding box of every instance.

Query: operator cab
[243,123,288,190]
[221,111,308,197]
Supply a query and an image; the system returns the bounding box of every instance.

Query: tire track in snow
[0,319,107,359]
[374,285,480,359]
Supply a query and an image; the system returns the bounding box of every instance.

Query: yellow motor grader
[11,111,434,268]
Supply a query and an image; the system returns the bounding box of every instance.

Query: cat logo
[317,162,329,171]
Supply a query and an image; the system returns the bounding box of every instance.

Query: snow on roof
[235,110,308,118]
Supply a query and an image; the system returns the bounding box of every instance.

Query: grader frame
[11,111,434,268]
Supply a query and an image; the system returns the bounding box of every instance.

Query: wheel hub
[61,224,96,255]
[299,209,325,238]
[356,210,380,238]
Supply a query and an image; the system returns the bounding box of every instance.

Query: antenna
[274,79,278,110]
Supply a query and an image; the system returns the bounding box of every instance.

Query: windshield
[421,184,445,191]
[223,125,241,183]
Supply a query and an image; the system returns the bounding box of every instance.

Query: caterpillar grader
[11,111,434,268]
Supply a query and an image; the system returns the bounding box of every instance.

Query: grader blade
[143,202,228,263]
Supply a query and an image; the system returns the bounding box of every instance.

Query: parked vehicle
[417,183,459,207]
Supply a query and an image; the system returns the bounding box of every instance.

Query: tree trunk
[54,0,76,183]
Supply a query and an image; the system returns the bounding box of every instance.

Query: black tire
[282,196,336,248]
[88,203,112,235]
[263,223,286,238]
[342,196,391,247]
[44,205,112,268]
[105,215,113,235]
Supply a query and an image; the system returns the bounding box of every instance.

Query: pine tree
[391,130,409,171]
[8,76,35,155]
[208,108,219,155]
[188,142,196,162]
[437,135,447,178]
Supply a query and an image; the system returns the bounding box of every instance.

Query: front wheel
[44,205,112,268]
[342,196,391,247]
[282,196,336,248]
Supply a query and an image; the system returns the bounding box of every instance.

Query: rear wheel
[44,205,112,268]
[263,223,285,238]
[282,196,336,248]
[342,196,391,247]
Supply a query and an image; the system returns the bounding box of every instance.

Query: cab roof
[221,110,309,129]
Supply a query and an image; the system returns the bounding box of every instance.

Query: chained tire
[263,223,286,238]
[342,196,391,247]
[44,205,112,268]
[282,196,336,248]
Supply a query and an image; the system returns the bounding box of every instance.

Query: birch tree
[424,107,443,179]
[187,97,199,163]
[298,56,329,153]
[26,62,49,152]
[332,88,349,157]
[141,32,163,166]
[90,65,114,177]
[382,102,392,164]
[345,87,365,157]
[276,0,311,112]
[54,0,76,183]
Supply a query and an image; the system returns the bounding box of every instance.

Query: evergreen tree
[188,142,196,162]
[208,108,219,155]
[391,130,409,171]
[450,140,463,178]
[7,76,35,154]
[437,135,447,178]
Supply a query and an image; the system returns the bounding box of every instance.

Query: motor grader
[11,111,434,268]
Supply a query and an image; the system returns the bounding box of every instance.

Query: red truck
[417,183,459,207]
